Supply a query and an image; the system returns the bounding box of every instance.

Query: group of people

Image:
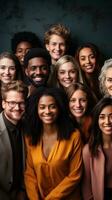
[0,23,112,200]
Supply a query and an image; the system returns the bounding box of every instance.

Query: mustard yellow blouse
[24,130,82,200]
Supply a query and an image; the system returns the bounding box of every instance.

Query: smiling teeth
[74,109,83,113]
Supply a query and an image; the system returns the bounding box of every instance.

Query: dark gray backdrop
[0,0,112,58]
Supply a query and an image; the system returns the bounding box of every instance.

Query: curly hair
[25,87,76,145]
[11,31,41,53]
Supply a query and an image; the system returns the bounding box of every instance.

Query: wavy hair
[44,23,71,47]
[99,58,112,96]
[50,55,81,89]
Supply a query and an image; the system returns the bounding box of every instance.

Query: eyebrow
[0,65,15,67]
[99,113,112,116]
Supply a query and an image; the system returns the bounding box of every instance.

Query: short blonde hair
[44,23,71,47]
[2,80,28,100]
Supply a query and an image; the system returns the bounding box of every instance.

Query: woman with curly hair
[11,31,41,67]
[24,87,82,200]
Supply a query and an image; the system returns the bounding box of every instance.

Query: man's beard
[28,74,49,87]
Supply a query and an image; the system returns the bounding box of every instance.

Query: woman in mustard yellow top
[24,87,82,200]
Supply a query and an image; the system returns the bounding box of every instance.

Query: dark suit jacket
[0,112,26,200]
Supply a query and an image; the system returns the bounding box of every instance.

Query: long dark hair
[75,43,103,101]
[75,42,102,71]
[89,97,112,156]
[25,87,77,145]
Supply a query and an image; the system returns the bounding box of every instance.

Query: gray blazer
[0,112,26,200]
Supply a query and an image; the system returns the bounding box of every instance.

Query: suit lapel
[0,113,13,190]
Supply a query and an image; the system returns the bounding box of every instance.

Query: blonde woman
[49,55,81,91]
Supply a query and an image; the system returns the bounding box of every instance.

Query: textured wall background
[0,0,112,58]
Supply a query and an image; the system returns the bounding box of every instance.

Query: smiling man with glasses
[4,101,25,109]
[0,80,28,200]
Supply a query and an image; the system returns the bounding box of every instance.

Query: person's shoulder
[0,112,6,132]
[71,128,80,137]
[71,129,81,139]
[0,112,4,124]
[83,144,90,157]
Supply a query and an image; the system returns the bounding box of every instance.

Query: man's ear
[2,100,6,109]
[25,68,28,76]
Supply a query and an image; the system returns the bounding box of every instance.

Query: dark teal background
[0,0,112,58]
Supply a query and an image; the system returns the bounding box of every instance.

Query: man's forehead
[28,57,48,63]
[5,91,24,98]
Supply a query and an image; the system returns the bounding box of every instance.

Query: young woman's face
[0,58,16,84]
[69,89,88,120]
[15,41,32,66]
[58,62,78,88]
[38,95,59,125]
[98,105,112,136]
[46,34,66,64]
[105,68,112,96]
[79,47,96,74]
